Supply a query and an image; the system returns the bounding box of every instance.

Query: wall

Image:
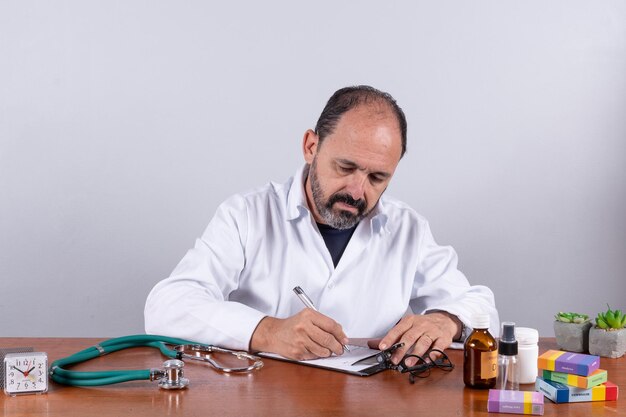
[1,1,625,337]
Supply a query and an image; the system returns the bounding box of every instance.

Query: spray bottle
[496,322,519,390]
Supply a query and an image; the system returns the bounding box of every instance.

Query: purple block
[488,389,544,415]
[554,352,600,376]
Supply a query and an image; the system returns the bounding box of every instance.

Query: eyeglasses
[397,349,455,384]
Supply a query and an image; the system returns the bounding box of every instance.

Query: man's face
[303,104,403,229]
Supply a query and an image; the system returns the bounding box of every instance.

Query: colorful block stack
[535,350,619,403]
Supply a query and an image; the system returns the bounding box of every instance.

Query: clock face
[4,352,48,395]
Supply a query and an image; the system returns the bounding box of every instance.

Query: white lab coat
[144,166,499,350]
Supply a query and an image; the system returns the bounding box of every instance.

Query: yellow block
[591,384,605,401]
[537,350,564,371]
[524,391,533,414]
[567,374,580,386]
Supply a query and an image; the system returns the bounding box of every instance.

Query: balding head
[314,85,408,158]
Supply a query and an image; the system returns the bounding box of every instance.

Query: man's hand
[249,309,349,360]
[378,312,461,365]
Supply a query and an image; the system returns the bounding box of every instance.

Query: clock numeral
[38,377,43,383]
[16,382,20,389]
[9,371,15,377]
[9,379,15,386]
[24,382,29,389]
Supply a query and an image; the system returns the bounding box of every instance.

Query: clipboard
[258,343,401,377]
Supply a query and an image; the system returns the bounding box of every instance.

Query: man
[145,85,498,365]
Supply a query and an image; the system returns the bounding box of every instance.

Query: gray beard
[308,159,367,230]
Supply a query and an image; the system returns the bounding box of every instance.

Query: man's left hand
[378,312,461,365]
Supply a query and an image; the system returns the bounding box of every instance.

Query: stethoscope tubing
[49,335,202,386]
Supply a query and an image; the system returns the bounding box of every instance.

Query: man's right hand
[249,308,349,360]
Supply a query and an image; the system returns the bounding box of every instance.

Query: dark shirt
[316,222,357,267]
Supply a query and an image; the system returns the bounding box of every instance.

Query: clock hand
[25,366,36,376]
[11,365,27,376]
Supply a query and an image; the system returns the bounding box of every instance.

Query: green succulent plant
[555,312,589,324]
[595,305,626,330]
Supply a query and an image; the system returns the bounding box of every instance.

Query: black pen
[293,286,351,352]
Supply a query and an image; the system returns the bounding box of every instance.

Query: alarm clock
[3,351,48,396]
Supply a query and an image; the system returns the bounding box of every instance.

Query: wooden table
[1,338,623,416]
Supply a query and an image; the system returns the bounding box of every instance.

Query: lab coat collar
[286,165,311,221]
[286,165,389,234]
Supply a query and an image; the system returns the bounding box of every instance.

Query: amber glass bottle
[463,313,498,389]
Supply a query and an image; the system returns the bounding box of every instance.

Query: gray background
[1,1,625,338]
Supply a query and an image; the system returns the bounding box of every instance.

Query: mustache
[327,193,366,213]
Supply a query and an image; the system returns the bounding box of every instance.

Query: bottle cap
[515,327,539,345]
[472,313,490,329]
[499,322,518,355]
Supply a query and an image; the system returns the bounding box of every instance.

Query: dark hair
[314,85,407,157]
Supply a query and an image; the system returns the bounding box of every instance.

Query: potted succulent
[554,312,592,353]
[589,305,626,358]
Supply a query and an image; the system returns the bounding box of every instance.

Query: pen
[293,286,351,352]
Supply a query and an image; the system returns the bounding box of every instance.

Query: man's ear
[302,129,319,164]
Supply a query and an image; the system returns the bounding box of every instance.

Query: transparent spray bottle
[496,322,519,390]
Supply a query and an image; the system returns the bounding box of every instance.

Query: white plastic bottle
[515,327,539,384]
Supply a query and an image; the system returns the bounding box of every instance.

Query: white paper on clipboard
[258,344,386,376]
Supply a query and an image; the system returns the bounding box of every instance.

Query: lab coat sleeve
[144,195,266,350]
[408,219,500,338]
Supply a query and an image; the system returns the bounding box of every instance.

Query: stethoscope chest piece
[157,359,189,390]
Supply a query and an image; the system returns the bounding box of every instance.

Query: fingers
[412,333,436,357]
[391,329,435,364]
[305,309,348,355]
[429,337,451,358]
[379,317,412,350]
[250,309,348,360]
[308,310,348,343]
[305,327,343,357]
[379,314,456,365]
[379,316,426,363]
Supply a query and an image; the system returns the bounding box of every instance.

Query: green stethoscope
[49,335,263,390]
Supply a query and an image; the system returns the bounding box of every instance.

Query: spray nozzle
[501,322,516,343]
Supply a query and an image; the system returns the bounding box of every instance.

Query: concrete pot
[553,320,592,353]
[589,327,626,359]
